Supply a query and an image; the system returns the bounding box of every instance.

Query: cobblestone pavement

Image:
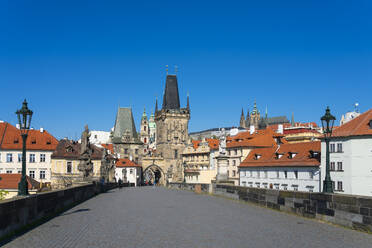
[4,187,372,248]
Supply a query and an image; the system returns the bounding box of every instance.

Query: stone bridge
[3,187,372,248]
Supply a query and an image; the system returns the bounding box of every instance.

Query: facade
[51,139,115,188]
[182,138,219,184]
[0,174,40,199]
[226,127,282,185]
[139,108,150,154]
[0,122,58,183]
[148,112,157,150]
[142,74,190,185]
[239,141,321,192]
[320,109,372,196]
[115,158,142,186]
[111,107,143,164]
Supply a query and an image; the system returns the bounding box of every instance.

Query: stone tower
[155,74,190,182]
[111,107,143,164]
[148,111,157,150]
[140,107,150,154]
[250,101,261,129]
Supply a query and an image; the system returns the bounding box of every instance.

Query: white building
[0,122,58,183]
[239,141,321,192]
[115,158,142,186]
[321,108,372,196]
[87,130,111,147]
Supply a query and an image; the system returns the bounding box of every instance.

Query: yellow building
[51,139,114,189]
[182,138,219,184]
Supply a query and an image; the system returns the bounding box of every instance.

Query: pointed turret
[291,112,295,127]
[240,108,246,128]
[162,75,180,110]
[155,97,158,112]
[142,107,148,121]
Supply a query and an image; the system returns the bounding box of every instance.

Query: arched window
[144,138,147,143]
[144,126,147,131]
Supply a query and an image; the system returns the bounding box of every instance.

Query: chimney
[16,124,20,129]
[250,125,255,135]
[40,127,44,133]
[278,124,283,134]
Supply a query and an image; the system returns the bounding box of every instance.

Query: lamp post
[321,106,336,193]
[16,99,33,196]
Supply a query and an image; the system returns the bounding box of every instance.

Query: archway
[143,165,165,186]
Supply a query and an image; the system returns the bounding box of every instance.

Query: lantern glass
[15,99,33,135]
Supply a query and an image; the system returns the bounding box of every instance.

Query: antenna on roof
[166,65,169,75]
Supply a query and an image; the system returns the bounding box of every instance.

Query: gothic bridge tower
[154,74,190,182]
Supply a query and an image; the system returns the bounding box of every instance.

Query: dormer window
[14,137,19,144]
[309,150,319,158]
[46,139,51,145]
[369,120,372,129]
[31,137,36,144]
[275,153,283,159]
[288,152,297,159]
[65,145,73,153]
[254,154,261,160]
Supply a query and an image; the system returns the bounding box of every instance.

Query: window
[227,170,229,177]
[256,183,260,188]
[234,149,237,155]
[29,170,35,179]
[232,170,236,177]
[29,154,35,163]
[337,181,343,191]
[282,184,288,190]
[144,126,146,131]
[249,171,252,177]
[6,153,13,163]
[40,154,46,162]
[284,171,288,179]
[124,149,128,154]
[130,169,134,174]
[17,170,21,174]
[337,162,343,171]
[264,171,268,178]
[233,160,236,166]
[242,181,247,186]
[144,137,147,143]
[40,170,46,179]
[276,171,279,178]
[330,143,335,153]
[294,171,298,179]
[263,183,268,189]
[337,143,343,152]
[6,170,12,174]
[174,149,178,159]
[274,184,279,190]
[67,161,72,173]
[18,153,22,162]
[309,171,314,179]
[135,149,138,155]
[292,185,298,191]
[241,171,246,177]
[330,162,335,171]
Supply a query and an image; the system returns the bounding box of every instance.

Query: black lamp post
[16,99,33,196]
[321,106,336,193]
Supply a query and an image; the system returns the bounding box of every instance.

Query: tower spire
[265,105,268,119]
[166,65,168,75]
[291,112,295,127]
[155,97,158,112]
[240,108,246,128]
[187,92,190,110]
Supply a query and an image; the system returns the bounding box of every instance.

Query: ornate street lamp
[16,99,33,196]
[321,106,336,193]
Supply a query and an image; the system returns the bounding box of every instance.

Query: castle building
[111,107,143,164]
[239,101,289,129]
[142,73,190,184]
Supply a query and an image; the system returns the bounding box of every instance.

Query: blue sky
[0,0,371,139]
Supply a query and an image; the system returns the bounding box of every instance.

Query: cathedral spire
[162,74,181,110]
[240,108,246,128]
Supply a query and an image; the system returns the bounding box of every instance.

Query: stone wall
[214,184,372,232]
[0,182,117,239]
[168,182,211,193]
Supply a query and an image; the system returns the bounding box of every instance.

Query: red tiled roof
[227,128,286,148]
[0,122,58,151]
[115,158,141,168]
[0,174,40,190]
[283,128,321,135]
[239,141,320,168]
[101,143,114,154]
[191,139,219,150]
[331,109,372,138]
